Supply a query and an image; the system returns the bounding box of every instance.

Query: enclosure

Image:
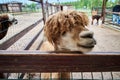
[0,0,120,80]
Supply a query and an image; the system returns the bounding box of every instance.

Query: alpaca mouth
[60,48,71,51]
[77,44,95,48]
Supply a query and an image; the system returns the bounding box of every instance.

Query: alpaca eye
[62,31,66,36]
[65,15,68,18]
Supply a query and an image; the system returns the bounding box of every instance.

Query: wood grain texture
[0,51,120,73]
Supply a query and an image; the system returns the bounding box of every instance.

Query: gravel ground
[0,12,42,44]
[88,24,120,52]
[7,21,44,50]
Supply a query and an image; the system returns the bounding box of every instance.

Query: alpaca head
[0,14,18,26]
[0,14,18,40]
[44,10,96,53]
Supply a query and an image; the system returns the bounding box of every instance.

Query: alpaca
[91,10,102,25]
[40,10,96,80]
[0,14,18,40]
[91,15,103,25]
[8,10,96,80]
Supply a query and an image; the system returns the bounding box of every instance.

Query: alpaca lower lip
[82,45,94,48]
[77,44,94,48]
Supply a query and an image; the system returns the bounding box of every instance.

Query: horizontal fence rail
[106,11,120,15]
[0,50,120,73]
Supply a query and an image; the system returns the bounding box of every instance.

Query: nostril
[80,31,94,38]
[86,33,93,38]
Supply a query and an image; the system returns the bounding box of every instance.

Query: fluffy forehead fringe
[44,10,89,44]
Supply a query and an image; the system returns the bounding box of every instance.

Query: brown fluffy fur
[44,10,89,50]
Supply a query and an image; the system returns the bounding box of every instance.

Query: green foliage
[106,0,120,7]
[61,0,117,9]
[24,3,37,12]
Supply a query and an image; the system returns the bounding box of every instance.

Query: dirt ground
[88,24,120,52]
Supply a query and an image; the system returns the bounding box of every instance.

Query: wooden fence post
[41,0,46,24]
[46,1,49,17]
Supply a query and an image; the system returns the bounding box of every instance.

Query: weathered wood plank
[0,51,120,73]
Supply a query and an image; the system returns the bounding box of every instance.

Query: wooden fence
[0,0,120,79]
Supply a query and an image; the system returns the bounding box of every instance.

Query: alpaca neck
[0,21,9,40]
[54,46,71,80]
[54,45,71,51]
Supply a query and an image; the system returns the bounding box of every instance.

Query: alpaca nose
[80,31,94,38]
[12,18,18,24]
[14,19,18,24]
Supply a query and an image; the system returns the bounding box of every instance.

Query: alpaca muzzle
[78,31,96,48]
[12,18,18,24]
